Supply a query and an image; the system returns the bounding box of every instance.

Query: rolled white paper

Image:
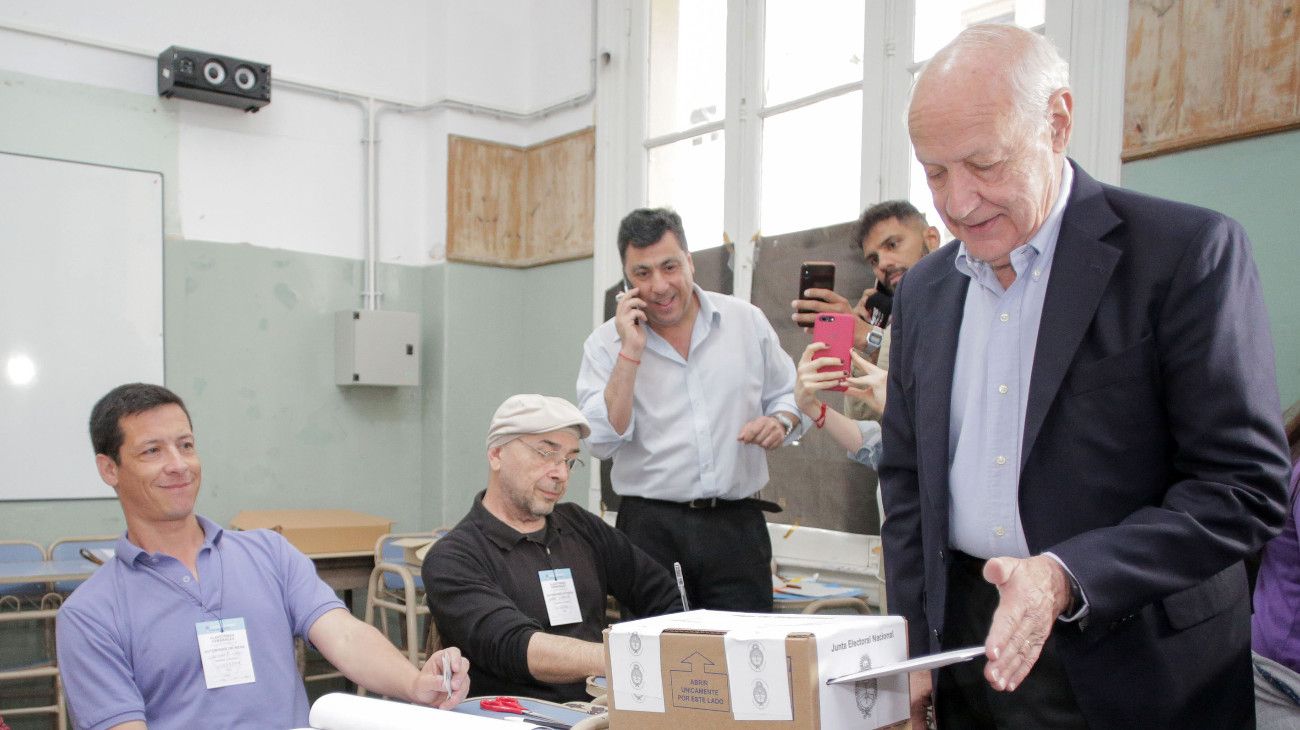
[308,693,520,730]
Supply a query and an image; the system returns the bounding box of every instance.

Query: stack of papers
[773,578,863,599]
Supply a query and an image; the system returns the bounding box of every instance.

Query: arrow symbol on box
[676,652,715,671]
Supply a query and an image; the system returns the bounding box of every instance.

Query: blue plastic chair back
[0,541,48,602]
[377,529,448,592]
[49,537,116,593]
[380,537,426,592]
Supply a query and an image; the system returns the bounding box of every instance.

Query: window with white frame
[596,0,1126,300]
[645,1,728,251]
[640,0,1043,252]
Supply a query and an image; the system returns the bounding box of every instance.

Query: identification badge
[195,618,256,689]
[538,568,582,626]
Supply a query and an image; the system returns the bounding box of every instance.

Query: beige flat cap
[486,394,591,449]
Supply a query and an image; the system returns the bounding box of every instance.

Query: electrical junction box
[335,310,420,386]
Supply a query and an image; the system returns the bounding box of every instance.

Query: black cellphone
[798,262,836,314]
[864,289,893,329]
[621,277,641,326]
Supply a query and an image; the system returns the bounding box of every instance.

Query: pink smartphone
[812,312,854,392]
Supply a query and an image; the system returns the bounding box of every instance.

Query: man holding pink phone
[795,316,889,470]
[792,200,939,422]
[577,207,804,613]
[789,200,939,465]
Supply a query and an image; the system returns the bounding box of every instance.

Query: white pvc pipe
[0,1,600,311]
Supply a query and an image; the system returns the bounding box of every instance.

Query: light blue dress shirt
[948,161,1073,560]
[852,419,883,469]
[577,285,804,502]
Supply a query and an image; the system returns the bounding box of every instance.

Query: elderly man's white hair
[911,23,1070,131]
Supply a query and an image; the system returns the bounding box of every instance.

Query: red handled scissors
[479,696,571,728]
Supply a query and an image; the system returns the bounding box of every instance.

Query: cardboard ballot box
[604,610,909,730]
[230,509,393,555]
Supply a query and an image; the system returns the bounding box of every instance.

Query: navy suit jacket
[879,161,1291,727]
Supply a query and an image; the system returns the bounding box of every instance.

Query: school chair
[362,531,446,670]
[0,541,67,729]
[48,535,116,595]
[0,541,50,608]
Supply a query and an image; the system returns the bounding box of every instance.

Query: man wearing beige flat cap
[422,394,681,702]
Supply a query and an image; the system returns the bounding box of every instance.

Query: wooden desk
[308,550,374,594]
[0,560,97,629]
[1,555,373,606]
[0,559,98,596]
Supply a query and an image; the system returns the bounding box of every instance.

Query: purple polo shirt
[56,515,345,730]
[1253,461,1300,673]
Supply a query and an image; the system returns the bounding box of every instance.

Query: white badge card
[195,618,256,689]
[538,568,582,626]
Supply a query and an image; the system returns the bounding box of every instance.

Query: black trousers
[936,550,1088,729]
[616,495,773,612]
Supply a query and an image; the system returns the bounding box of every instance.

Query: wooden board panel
[446,128,594,268]
[753,222,879,535]
[1124,0,1300,161]
[523,128,596,266]
[446,135,525,265]
[1237,1,1299,123]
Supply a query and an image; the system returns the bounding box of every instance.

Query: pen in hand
[442,652,451,695]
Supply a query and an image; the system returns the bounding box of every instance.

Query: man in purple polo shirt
[56,383,471,730]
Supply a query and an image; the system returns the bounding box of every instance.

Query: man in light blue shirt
[576,208,804,612]
[881,24,1289,729]
[56,383,470,730]
[946,160,1071,560]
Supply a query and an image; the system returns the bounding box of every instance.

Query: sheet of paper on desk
[308,693,519,729]
[774,580,858,598]
[826,645,986,684]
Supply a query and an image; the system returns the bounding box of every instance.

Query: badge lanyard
[140,540,257,689]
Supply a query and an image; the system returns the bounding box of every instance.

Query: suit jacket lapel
[1022,163,1123,467]
[916,257,968,511]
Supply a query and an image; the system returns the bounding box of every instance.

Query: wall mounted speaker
[158,46,271,112]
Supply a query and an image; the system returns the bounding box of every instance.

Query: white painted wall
[0,0,595,265]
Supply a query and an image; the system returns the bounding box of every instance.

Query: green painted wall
[437,259,595,526]
[0,69,180,232]
[165,241,428,531]
[0,68,596,546]
[1122,129,1300,409]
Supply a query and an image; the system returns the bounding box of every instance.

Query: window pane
[760,92,862,237]
[647,131,726,251]
[913,0,1046,63]
[648,0,727,138]
[763,0,864,107]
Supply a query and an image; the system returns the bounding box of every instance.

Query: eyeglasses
[515,440,585,471]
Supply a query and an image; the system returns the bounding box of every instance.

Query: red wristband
[618,351,641,366]
[813,402,827,429]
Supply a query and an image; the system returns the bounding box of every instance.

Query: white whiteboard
[0,152,163,500]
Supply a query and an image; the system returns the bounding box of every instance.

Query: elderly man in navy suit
[880,24,1291,729]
